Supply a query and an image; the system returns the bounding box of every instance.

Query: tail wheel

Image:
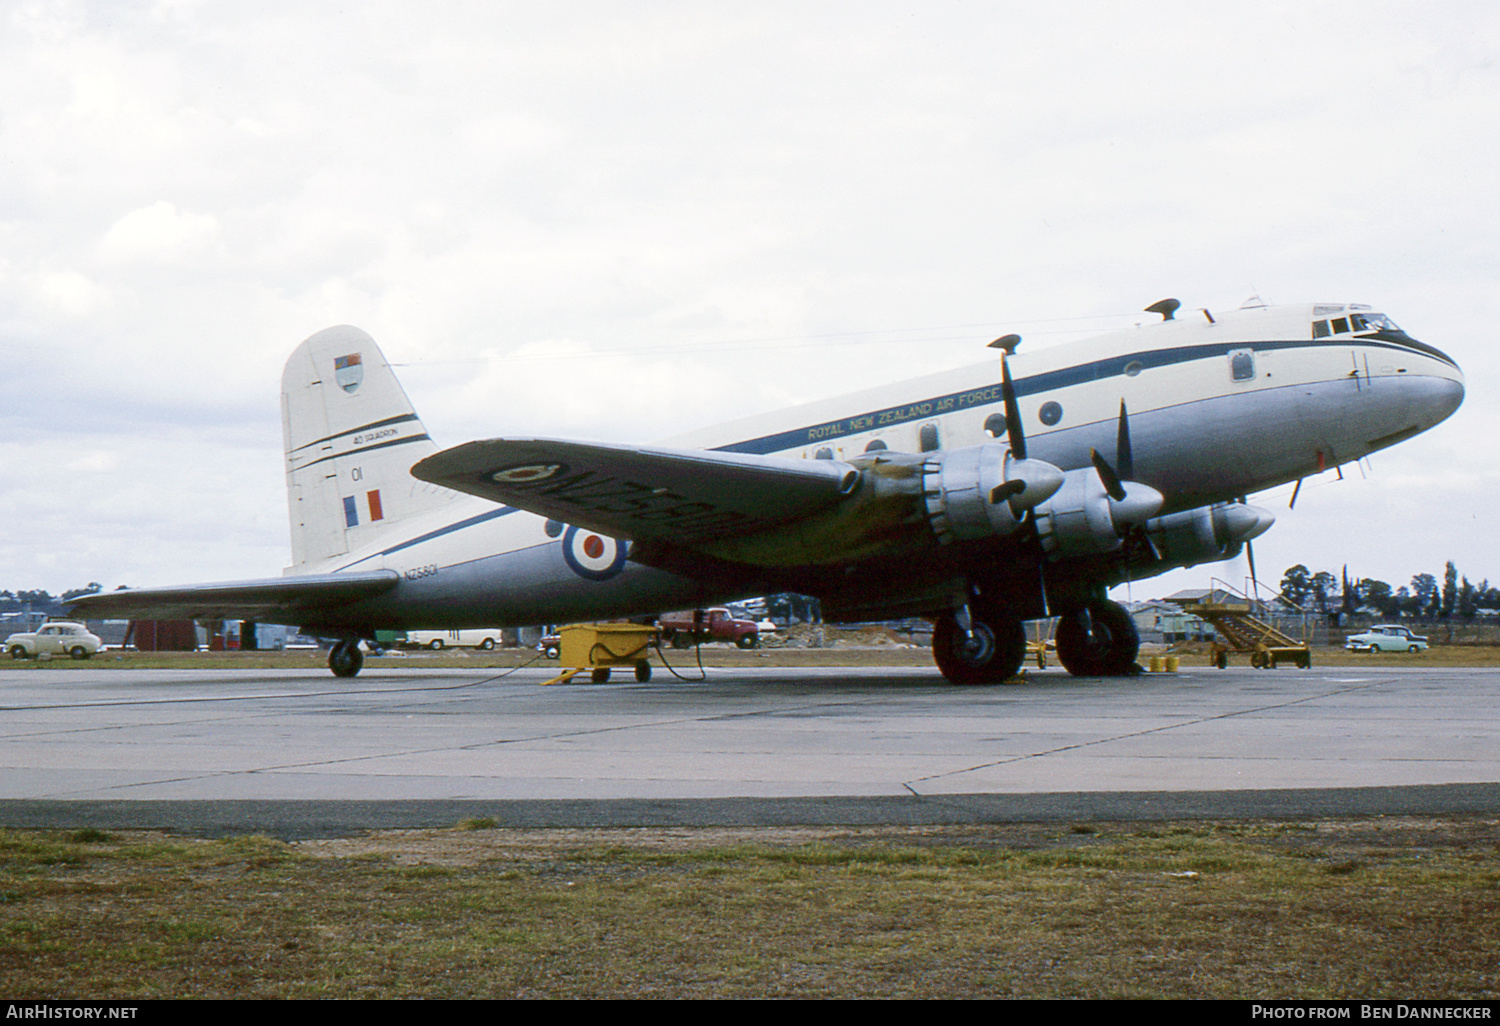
[1055,600,1139,677]
[932,609,1026,685]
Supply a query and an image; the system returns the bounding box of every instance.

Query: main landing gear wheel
[932,609,1026,685]
[1055,600,1139,677]
[329,640,364,678]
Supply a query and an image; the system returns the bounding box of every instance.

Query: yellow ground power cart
[541,622,659,685]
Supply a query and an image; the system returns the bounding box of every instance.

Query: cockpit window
[1351,312,1402,333]
[1314,311,1404,338]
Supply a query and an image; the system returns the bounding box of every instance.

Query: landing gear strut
[1054,600,1139,677]
[329,639,364,678]
[932,605,1026,685]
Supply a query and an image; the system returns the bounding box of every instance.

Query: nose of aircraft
[1407,354,1465,434]
[1361,347,1464,451]
[1421,333,1464,407]
[1434,369,1465,425]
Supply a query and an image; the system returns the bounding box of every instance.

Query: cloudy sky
[2,0,1495,603]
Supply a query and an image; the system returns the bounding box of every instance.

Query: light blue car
[1344,625,1429,653]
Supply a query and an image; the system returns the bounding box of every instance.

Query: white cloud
[0,0,1495,598]
[98,200,219,262]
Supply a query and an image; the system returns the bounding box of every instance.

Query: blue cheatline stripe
[333,506,522,571]
[342,496,358,528]
[376,507,519,557]
[712,334,1455,456]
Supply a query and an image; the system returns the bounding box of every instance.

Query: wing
[411,438,860,544]
[67,571,400,624]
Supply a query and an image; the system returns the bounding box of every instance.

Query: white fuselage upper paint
[284,303,1464,632]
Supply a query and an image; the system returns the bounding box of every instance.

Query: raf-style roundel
[490,462,564,484]
[561,525,627,581]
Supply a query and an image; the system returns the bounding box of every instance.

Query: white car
[6,622,103,660]
[1344,625,1429,653]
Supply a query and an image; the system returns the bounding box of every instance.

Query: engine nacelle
[922,443,1064,545]
[1140,502,1275,572]
[1033,467,1164,559]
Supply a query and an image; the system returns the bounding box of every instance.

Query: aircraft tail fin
[281,326,449,569]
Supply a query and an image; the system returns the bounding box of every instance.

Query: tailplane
[281,326,450,569]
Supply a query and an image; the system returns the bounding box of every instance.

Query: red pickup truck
[657,608,760,649]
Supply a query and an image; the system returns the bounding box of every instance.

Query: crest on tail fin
[281,326,449,569]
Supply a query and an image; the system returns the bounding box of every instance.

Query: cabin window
[544,519,564,538]
[1038,401,1063,426]
[864,439,888,453]
[1313,320,1331,338]
[1332,316,1350,334]
[918,423,940,452]
[815,447,834,460]
[983,413,1006,438]
[1229,348,1255,382]
[1123,361,1143,377]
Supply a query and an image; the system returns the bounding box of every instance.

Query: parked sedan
[1344,625,1429,653]
[5,622,103,660]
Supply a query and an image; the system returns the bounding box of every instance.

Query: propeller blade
[1238,494,1261,599]
[1090,448,1128,502]
[990,480,1025,504]
[1001,356,1026,460]
[1116,399,1133,480]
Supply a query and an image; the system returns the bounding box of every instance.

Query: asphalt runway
[0,661,1495,838]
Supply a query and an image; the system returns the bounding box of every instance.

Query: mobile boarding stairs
[1169,581,1312,669]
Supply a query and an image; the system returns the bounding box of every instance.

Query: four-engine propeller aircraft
[72,298,1464,683]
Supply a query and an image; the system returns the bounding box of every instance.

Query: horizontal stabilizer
[412,438,859,544]
[67,571,400,623]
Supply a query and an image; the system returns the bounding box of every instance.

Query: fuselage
[299,301,1464,631]
[676,301,1463,512]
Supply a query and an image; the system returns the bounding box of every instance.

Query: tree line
[0,584,102,615]
[1280,562,1496,621]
